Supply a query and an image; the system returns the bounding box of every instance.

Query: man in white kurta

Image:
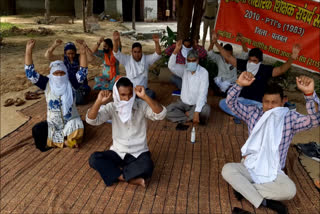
[86,77,166,187]
[166,41,210,125]
[112,31,161,99]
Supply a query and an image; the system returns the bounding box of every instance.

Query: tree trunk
[44,0,50,21]
[176,0,205,41]
[132,0,136,30]
[83,0,87,32]
[176,0,193,40]
[190,0,205,41]
[86,0,93,17]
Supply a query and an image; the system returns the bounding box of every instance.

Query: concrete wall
[105,0,122,18]
[16,0,74,15]
[144,0,157,21]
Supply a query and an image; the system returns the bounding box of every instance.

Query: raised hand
[77,40,87,54]
[152,34,160,43]
[76,39,85,45]
[211,30,219,43]
[113,31,120,41]
[296,75,314,95]
[236,71,255,87]
[97,90,112,105]
[135,85,147,100]
[236,33,245,42]
[173,40,183,54]
[291,44,301,60]
[26,39,36,51]
[54,39,63,47]
[99,37,104,43]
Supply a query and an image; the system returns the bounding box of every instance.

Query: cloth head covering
[112,77,136,123]
[48,60,73,117]
[127,54,146,80]
[104,51,117,81]
[246,62,261,76]
[64,42,77,53]
[181,45,193,58]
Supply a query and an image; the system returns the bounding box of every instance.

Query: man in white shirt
[207,33,248,96]
[86,77,167,187]
[166,40,210,125]
[112,31,161,99]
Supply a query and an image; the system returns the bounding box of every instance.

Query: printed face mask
[246,61,261,76]
[186,62,198,72]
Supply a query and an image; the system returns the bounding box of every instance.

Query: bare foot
[118,174,125,182]
[129,178,145,187]
[64,140,69,147]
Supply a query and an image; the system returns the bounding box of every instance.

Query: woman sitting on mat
[25,39,88,151]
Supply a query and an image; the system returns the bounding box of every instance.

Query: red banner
[215,0,320,73]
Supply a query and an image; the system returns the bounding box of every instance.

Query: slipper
[14,98,26,106]
[232,207,252,214]
[4,98,15,107]
[34,89,44,95]
[25,91,41,100]
[315,180,320,189]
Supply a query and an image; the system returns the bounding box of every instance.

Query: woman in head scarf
[87,37,121,91]
[45,39,91,105]
[26,39,88,151]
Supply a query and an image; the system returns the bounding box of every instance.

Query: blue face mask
[186,62,198,72]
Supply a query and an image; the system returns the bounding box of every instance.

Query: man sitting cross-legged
[86,77,167,187]
[221,72,320,214]
[211,31,301,123]
[166,40,210,125]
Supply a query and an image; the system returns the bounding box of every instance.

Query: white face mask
[186,62,198,72]
[181,45,193,58]
[246,62,261,76]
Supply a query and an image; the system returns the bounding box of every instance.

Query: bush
[0,22,18,37]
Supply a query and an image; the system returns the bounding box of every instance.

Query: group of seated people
[24,29,320,214]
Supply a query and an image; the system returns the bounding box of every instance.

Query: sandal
[25,91,41,100]
[4,98,15,107]
[34,89,44,95]
[15,98,26,106]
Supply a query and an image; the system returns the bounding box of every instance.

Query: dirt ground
[0,16,319,180]
[0,15,160,137]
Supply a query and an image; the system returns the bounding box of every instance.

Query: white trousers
[221,162,296,208]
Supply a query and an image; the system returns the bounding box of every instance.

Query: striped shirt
[227,84,320,169]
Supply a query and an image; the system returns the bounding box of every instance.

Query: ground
[0,15,319,188]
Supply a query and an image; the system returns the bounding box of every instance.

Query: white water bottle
[191,126,196,143]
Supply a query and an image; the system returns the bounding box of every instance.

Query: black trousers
[89,150,154,186]
[32,121,51,152]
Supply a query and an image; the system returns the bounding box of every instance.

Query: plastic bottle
[191,126,196,144]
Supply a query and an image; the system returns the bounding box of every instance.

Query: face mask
[50,74,68,96]
[246,62,261,76]
[181,45,193,58]
[103,48,109,54]
[186,62,198,72]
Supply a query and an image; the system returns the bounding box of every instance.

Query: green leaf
[167,26,174,37]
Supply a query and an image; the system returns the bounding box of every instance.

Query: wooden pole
[44,0,50,22]
[132,0,136,30]
[83,0,87,32]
